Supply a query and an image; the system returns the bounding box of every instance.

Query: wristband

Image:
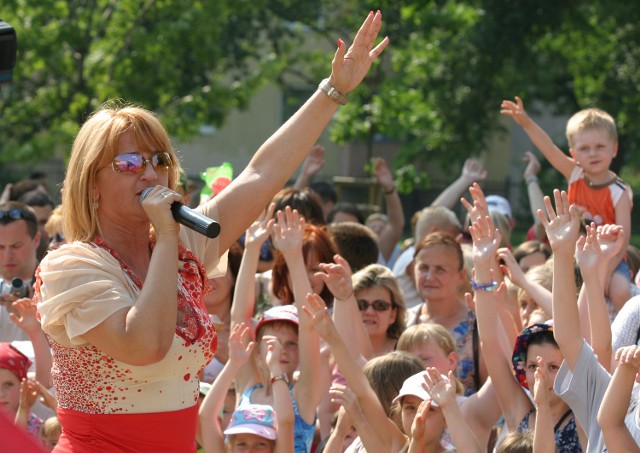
[270,374,290,386]
[525,176,539,185]
[318,78,348,105]
[383,186,396,195]
[470,279,498,292]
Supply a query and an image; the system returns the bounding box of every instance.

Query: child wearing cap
[231,208,322,452]
[199,323,294,453]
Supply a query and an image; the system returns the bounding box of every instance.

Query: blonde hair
[62,104,180,242]
[44,205,63,236]
[352,264,407,339]
[566,108,617,149]
[516,259,553,303]
[397,324,465,394]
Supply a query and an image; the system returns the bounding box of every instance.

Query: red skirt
[54,405,198,452]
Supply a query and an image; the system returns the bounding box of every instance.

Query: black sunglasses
[357,299,392,312]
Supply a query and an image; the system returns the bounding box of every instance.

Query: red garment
[55,406,198,452]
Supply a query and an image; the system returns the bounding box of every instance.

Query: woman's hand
[140,185,183,236]
[328,11,389,94]
[537,190,580,254]
[317,254,354,301]
[575,223,602,276]
[245,203,275,249]
[461,182,490,226]
[469,214,502,266]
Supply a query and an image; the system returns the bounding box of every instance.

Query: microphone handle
[171,203,221,238]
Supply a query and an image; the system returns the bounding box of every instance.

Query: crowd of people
[2,9,640,453]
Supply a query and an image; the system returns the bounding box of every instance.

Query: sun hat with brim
[512,321,554,390]
[392,371,466,407]
[255,305,299,336]
[224,404,278,440]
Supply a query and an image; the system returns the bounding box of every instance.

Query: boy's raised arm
[501,96,575,179]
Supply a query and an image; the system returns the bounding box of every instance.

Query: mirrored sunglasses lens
[113,154,144,173]
[152,153,171,172]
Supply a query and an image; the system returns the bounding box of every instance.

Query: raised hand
[245,203,275,248]
[537,190,580,253]
[329,11,389,94]
[9,298,41,335]
[303,293,337,340]
[469,214,502,266]
[575,223,602,275]
[533,356,550,408]
[373,158,395,193]
[317,254,354,301]
[228,323,255,367]
[300,145,326,178]
[500,96,532,127]
[497,247,528,288]
[272,206,305,259]
[461,183,489,226]
[264,335,284,376]
[615,345,640,369]
[596,224,625,264]
[523,151,541,179]
[461,158,488,182]
[422,368,457,409]
[329,383,360,418]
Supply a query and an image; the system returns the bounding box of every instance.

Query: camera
[0,20,17,86]
[0,278,28,298]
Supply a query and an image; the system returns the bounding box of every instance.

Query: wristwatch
[270,374,290,385]
[319,78,348,105]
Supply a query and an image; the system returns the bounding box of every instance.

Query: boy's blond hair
[566,108,617,149]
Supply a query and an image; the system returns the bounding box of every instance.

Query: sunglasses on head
[111,152,172,174]
[357,299,392,312]
[0,209,29,222]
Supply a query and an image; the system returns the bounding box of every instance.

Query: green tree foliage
[0,0,317,162]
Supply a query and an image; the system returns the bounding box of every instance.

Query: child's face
[518,252,546,273]
[408,341,457,374]
[259,323,299,377]
[519,295,540,327]
[0,368,20,415]
[220,391,236,430]
[401,395,445,441]
[230,433,273,452]
[570,128,618,179]
[525,343,563,395]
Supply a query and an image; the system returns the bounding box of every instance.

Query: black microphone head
[140,187,154,201]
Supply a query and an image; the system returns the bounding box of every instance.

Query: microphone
[141,188,221,238]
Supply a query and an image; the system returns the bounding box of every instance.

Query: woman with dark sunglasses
[352,263,407,358]
[33,12,388,453]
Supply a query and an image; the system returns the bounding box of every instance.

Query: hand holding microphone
[141,187,221,238]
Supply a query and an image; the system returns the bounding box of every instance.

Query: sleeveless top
[240,383,316,453]
[517,408,582,453]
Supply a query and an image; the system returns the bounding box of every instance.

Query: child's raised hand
[410,399,432,440]
[264,335,284,375]
[615,345,640,370]
[245,203,275,248]
[523,151,541,179]
[422,368,456,409]
[329,384,360,420]
[18,378,39,413]
[469,214,502,266]
[9,298,41,335]
[317,254,354,302]
[497,247,528,288]
[533,356,550,408]
[272,206,305,258]
[537,190,580,254]
[500,96,532,127]
[303,293,336,340]
[228,323,255,366]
